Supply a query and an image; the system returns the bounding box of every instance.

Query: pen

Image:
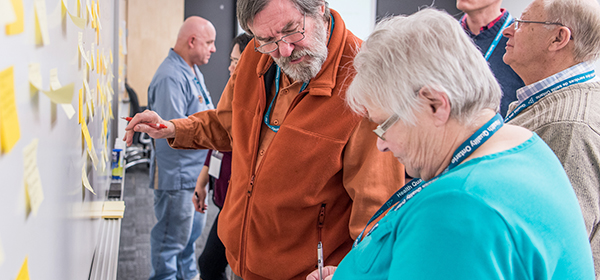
[318,242,323,280]
[122,117,167,129]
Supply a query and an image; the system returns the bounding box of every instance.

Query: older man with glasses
[123,0,404,279]
[456,0,524,117]
[502,0,600,276]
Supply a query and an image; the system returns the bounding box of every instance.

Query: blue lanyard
[504,70,595,122]
[264,67,308,132]
[484,14,513,61]
[263,14,335,133]
[354,113,504,247]
[194,76,211,106]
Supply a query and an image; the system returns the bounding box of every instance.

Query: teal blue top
[333,134,594,280]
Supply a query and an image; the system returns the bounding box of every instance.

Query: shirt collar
[461,8,506,35]
[516,61,598,103]
[168,48,195,78]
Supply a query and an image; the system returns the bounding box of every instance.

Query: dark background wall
[185,0,237,104]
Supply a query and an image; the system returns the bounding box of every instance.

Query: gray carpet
[116,164,224,280]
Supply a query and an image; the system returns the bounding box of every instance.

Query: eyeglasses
[254,14,306,54]
[513,18,566,30]
[512,18,573,40]
[373,114,400,141]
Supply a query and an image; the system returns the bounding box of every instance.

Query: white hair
[346,8,502,126]
[543,0,600,62]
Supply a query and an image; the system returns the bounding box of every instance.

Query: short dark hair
[232,33,253,53]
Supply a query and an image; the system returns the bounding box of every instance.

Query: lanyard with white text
[263,14,335,132]
[484,14,513,61]
[353,113,504,247]
[504,70,595,122]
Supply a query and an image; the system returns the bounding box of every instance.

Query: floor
[116,164,227,280]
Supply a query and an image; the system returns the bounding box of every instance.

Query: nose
[376,137,389,153]
[228,62,235,76]
[210,44,216,53]
[502,22,514,38]
[277,41,295,58]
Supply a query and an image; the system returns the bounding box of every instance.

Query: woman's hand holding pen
[306,266,336,280]
[122,110,176,146]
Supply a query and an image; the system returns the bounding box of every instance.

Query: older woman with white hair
[307,8,594,280]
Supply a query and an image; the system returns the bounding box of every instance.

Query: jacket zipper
[318,204,326,242]
[238,72,267,277]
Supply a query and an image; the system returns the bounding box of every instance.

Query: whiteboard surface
[0,0,118,279]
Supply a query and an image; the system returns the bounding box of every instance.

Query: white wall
[328,0,377,40]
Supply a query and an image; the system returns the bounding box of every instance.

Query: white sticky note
[88,137,98,170]
[28,63,42,90]
[61,104,75,119]
[78,32,91,66]
[0,0,17,26]
[23,139,44,216]
[49,68,61,90]
[81,164,95,194]
[34,0,50,46]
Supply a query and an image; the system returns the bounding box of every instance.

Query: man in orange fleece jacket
[124,0,405,279]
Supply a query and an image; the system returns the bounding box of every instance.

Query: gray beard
[273,18,328,82]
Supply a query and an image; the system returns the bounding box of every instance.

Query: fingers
[323,265,337,280]
[306,266,336,280]
[306,269,319,280]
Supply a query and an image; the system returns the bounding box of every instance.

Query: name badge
[208,151,223,179]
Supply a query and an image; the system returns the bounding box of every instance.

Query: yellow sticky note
[102,201,125,219]
[81,117,92,150]
[41,83,75,104]
[96,48,100,71]
[90,45,95,71]
[0,66,21,154]
[23,139,44,216]
[95,24,100,45]
[5,0,24,35]
[43,69,75,104]
[0,0,16,26]
[95,0,100,20]
[29,63,43,90]
[34,0,50,46]
[63,0,85,29]
[81,165,95,194]
[103,112,107,135]
[76,0,81,17]
[16,257,30,280]
[109,49,113,64]
[86,0,93,22]
[60,0,67,19]
[78,88,82,124]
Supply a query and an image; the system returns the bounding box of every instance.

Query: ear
[548,26,571,52]
[319,4,326,16]
[188,36,196,49]
[419,87,451,126]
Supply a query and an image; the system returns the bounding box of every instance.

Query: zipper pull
[318,204,326,227]
[248,175,255,196]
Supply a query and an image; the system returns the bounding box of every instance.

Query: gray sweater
[508,82,600,278]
